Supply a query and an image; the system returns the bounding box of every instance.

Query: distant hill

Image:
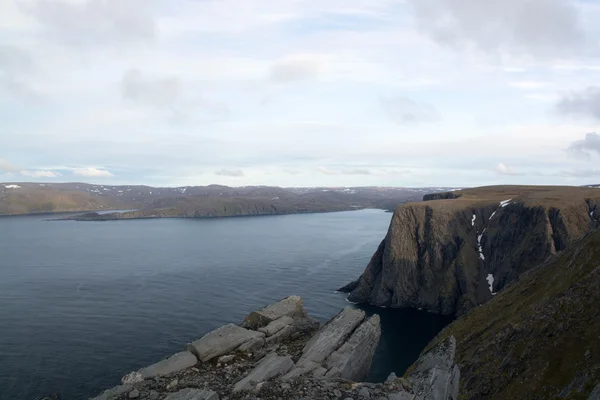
[0,182,456,217]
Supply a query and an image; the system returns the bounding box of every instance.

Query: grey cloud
[269,56,323,85]
[381,96,441,124]
[567,132,600,157]
[22,0,156,46]
[411,0,586,59]
[557,87,600,121]
[342,168,373,175]
[215,169,244,177]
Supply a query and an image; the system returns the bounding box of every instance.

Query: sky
[1,0,600,188]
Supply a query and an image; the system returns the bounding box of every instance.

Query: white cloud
[74,167,114,177]
[496,163,519,176]
[21,170,61,178]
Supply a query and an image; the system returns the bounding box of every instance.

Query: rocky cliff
[90,296,460,400]
[419,229,600,399]
[342,186,600,315]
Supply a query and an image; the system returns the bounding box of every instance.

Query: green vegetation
[419,230,600,399]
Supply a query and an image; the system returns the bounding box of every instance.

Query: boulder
[164,388,219,400]
[232,353,295,392]
[282,308,367,379]
[409,336,460,400]
[325,314,381,381]
[90,384,133,400]
[185,324,264,362]
[299,308,365,365]
[241,296,307,329]
[258,316,295,337]
[126,351,197,381]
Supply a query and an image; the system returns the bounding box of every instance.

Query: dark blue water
[0,210,452,400]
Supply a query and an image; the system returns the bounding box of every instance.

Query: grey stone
[238,336,266,352]
[325,315,381,382]
[186,324,264,362]
[149,391,159,400]
[344,398,355,400]
[265,324,296,345]
[167,378,179,390]
[312,366,327,378]
[358,387,371,398]
[129,351,197,380]
[588,383,600,400]
[281,308,368,380]
[233,353,295,392]
[258,316,295,337]
[90,384,133,400]
[386,372,397,383]
[217,354,235,364]
[128,389,140,399]
[164,388,219,400]
[333,389,342,398]
[409,336,459,400]
[241,296,307,329]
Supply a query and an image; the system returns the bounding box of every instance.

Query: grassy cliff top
[415,229,600,399]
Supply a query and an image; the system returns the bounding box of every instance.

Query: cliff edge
[343,185,600,315]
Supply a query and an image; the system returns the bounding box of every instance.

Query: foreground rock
[185,324,264,362]
[343,185,600,316]
[93,296,458,400]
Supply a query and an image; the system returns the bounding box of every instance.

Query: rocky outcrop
[344,186,600,315]
[92,296,459,400]
[408,336,459,400]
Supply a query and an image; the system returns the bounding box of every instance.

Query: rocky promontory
[91,296,460,400]
[341,185,600,315]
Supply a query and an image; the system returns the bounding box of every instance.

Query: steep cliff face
[345,186,600,315]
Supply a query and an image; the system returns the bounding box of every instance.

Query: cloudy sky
[1,0,600,187]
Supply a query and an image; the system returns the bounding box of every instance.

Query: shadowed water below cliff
[0,210,452,400]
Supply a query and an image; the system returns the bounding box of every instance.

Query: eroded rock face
[232,353,295,392]
[346,186,600,315]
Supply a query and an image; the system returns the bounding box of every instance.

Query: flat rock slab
[325,314,381,382]
[242,296,306,329]
[259,316,294,337]
[90,384,133,400]
[299,308,366,366]
[164,388,219,400]
[233,353,295,392]
[136,351,198,380]
[186,324,264,362]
